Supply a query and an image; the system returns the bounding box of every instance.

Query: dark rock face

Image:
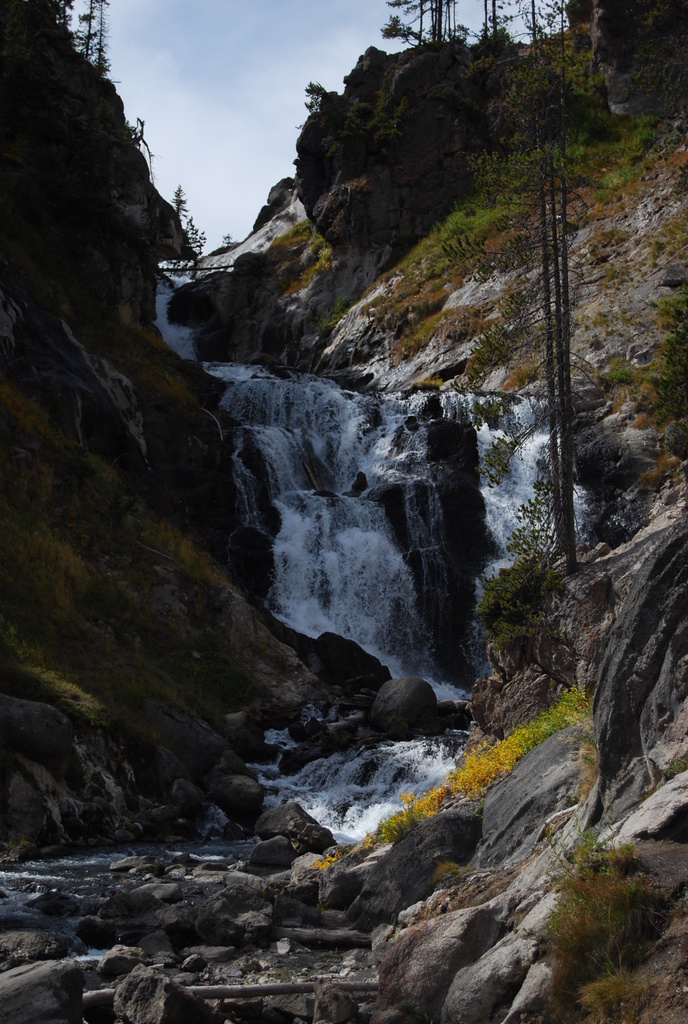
[473,727,585,868]
[591,0,688,115]
[0,694,73,778]
[296,45,489,252]
[0,960,83,1024]
[347,809,482,928]
[594,521,688,816]
[576,422,657,548]
[0,19,180,328]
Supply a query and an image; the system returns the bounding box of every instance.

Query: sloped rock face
[594,519,688,816]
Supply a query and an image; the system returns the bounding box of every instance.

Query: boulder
[195,872,274,947]
[472,726,585,868]
[255,801,335,854]
[169,778,205,817]
[145,703,229,783]
[249,835,297,867]
[440,933,538,1024]
[616,770,688,843]
[287,852,321,903]
[97,944,147,977]
[0,929,68,967]
[154,747,191,789]
[313,978,359,1024]
[348,809,481,928]
[500,960,554,1024]
[0,694,74,778]
[0,959,83,1024]
[204,768,264,817]
[113,963,223,1024]
[223,711,278,762]
[369,676,440,736]
[371,893,514,1024]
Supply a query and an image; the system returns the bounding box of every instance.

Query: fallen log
[82,979,379,1009]
[271,925,371,946]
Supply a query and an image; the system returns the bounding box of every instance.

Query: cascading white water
[210,363,463,681]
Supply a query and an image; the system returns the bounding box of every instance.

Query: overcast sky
[73,0,403,252]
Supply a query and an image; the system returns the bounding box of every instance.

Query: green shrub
[656,286,688,420]
[547,835,662,1022]
[477,480,562,649]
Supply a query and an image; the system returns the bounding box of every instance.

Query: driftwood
[82,979,379,1009]
[271,925,371,946]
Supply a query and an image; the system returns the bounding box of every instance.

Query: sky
[75,0,414,253]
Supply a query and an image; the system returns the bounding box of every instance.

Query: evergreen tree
[381,0,466,45]
[446,0,578,573]
[76,0,108,72]
[171,185,206,267]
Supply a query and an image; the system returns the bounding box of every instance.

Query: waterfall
[208,363,490,690]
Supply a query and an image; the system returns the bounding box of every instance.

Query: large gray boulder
[113,963,223,1024]
[472,726,585,869]
[0,694,74,778]
[347,809,481,928]
[369,676,440,736]
[371,893,514,1024]
[145,703,230,783]
[440,933,538,1024]
[594,520,688,816]
[255,801,334,854]
[195,872,273,947]
[0,959,83,1024]
[204,768,264,817]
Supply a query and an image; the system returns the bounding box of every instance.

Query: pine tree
[381,0,466,45]
[446,0,578,573]
[171,186,206,267]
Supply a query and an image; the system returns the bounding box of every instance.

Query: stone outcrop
[593,518,688,817]
[591,0,688,115]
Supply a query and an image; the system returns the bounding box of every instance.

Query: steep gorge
[1,3,688,1023]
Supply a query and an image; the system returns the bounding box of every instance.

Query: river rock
[195,872,274,946]
[169,778,205,816]
[249,835,297,867]
[110,855,165,875]
[347,809,482,928]
[0,929,68,967]
[76,915,117,948]
[0,959,83,1024]
[369,676,440,736]
[313,977,359,1024]
[371,892,514,1024]
[224,711,278,762]
[255,801,335,854]
[97,944,147,976]
[472,726,585,868]
[145,703,230,783]
[440,933,538,1024]
[204,767,264,817]
[113,963,224,1024]
[0,694,74,778]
